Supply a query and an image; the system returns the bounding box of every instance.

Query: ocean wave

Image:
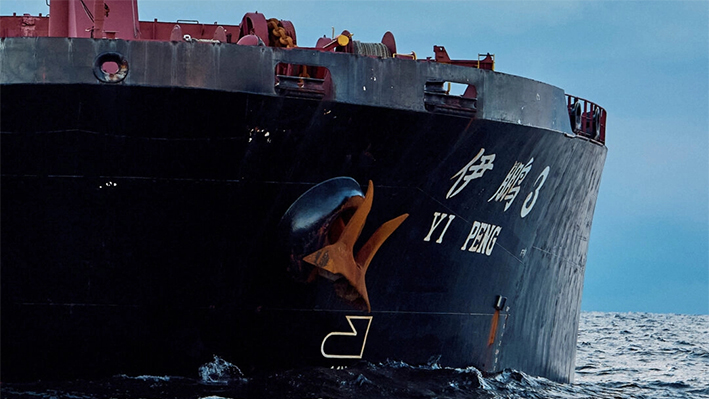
[2,312,707,399]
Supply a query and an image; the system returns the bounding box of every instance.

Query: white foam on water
[198,355,244,385]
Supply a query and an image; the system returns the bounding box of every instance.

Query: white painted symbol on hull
[321,315,373,359]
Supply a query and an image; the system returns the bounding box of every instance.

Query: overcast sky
[3,1,708,315]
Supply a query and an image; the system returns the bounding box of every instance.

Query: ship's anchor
[303,181,408,312]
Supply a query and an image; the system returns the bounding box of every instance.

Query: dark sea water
[3,312,708,399]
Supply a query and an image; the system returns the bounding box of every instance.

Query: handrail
[566,94,606,144]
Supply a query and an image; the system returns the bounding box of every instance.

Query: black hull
[1,37,606,383]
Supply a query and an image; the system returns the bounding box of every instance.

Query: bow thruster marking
[303,180,408,312]
[321,315,373,359]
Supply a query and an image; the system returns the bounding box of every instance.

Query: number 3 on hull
[321,316,374,359]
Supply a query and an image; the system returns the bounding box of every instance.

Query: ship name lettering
[488,158,533,211]
[521,166,550,218]
[423,212,456,243]
[461,221,502,256]
[446,148,496,199]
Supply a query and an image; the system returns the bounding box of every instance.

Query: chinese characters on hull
[488,158,534,211]
[447,148,495,199]
[424,148,552,256]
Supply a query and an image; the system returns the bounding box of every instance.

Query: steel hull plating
[1,37,606,383]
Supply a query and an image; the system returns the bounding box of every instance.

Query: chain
[267,18,294,48]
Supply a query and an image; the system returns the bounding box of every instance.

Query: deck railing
[566,95,606,143]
